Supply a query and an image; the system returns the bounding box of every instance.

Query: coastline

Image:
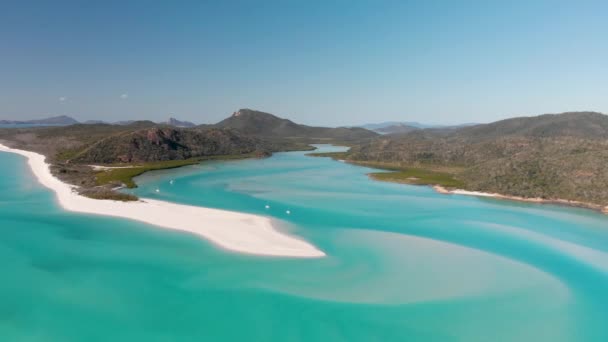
[433,185,608,215]
[0,143,325,258]
[313,154,608,215]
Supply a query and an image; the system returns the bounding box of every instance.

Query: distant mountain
[28,115,79,125]
[361,121,432,130]
[113,120,136,125]
[81,118,196,127]
[361,121,477,132]
[0,115,79,126]
[163,117,196,128]
[375,124,420,134]
[347,111,608,206]
[215,109,378,142]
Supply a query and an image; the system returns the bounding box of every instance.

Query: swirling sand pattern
[1,145,608,341]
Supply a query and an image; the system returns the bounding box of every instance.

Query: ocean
[1,145,608,341]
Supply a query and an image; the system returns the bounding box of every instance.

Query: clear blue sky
[1,0,607,126]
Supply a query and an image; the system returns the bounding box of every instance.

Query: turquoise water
[2,145,608,341]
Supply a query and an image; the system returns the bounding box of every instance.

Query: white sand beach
[433,186,498,197]
[88,164,137,171]
[433,185,608,214]
[450,189,501,197]
[0,144,325,258]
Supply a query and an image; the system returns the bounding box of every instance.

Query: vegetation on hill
[0,121,158,160]
[309,152,465,188]
[375,124,420,134]
[368,167,465,188]
[0,123,283,200]
[215,109,378,143]
[344,112,608,208]
[0,108,375,200]
[71,127,268,164]
[10,109,605,208]
[94,153,261,188]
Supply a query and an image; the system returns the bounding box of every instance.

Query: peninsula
[0,109,379,257]
[0,143,325,257]
[316,111,608,213]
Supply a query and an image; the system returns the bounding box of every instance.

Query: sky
[1,0,607,126]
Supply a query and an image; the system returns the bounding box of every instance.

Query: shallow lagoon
[2,145,608,341]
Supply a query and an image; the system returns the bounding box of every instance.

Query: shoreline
[0,143,325,258]
[312,154,608,215]
[433,185,608,215]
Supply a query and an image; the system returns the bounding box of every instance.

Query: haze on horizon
[1,0,607,127]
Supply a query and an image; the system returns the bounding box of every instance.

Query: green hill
[214,109,378,143]
[0,109,371,200]
[455,111,608,140]
[72,128,268,164]
[345,112,608,207]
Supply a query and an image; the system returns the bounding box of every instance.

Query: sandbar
[0,144,325,258]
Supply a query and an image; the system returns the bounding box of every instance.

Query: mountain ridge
[0,115,79,125]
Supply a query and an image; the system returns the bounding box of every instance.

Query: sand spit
[0,144,325,258]
[433,185,608,214]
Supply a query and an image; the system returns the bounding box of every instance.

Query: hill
[361,121,433,130]
[0,115,79,126]
[0,117,312,200]
[375,124,420,134]
[163,117,196,128]
[215,109,378,143]
[0,121,159,159]
[454,112,608,140]
[344,112,608,208]
[0,108,374,165]
[72,128,266,164]
[361,121,477,132]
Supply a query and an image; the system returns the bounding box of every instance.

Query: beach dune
[0,144,325,258]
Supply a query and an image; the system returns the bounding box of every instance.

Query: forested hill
[0,109,377,200]
[71,128,268,164]
[345,112,608,207]
[454,112,608,140]
[0,109,378,164]
[214,109,378,142]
